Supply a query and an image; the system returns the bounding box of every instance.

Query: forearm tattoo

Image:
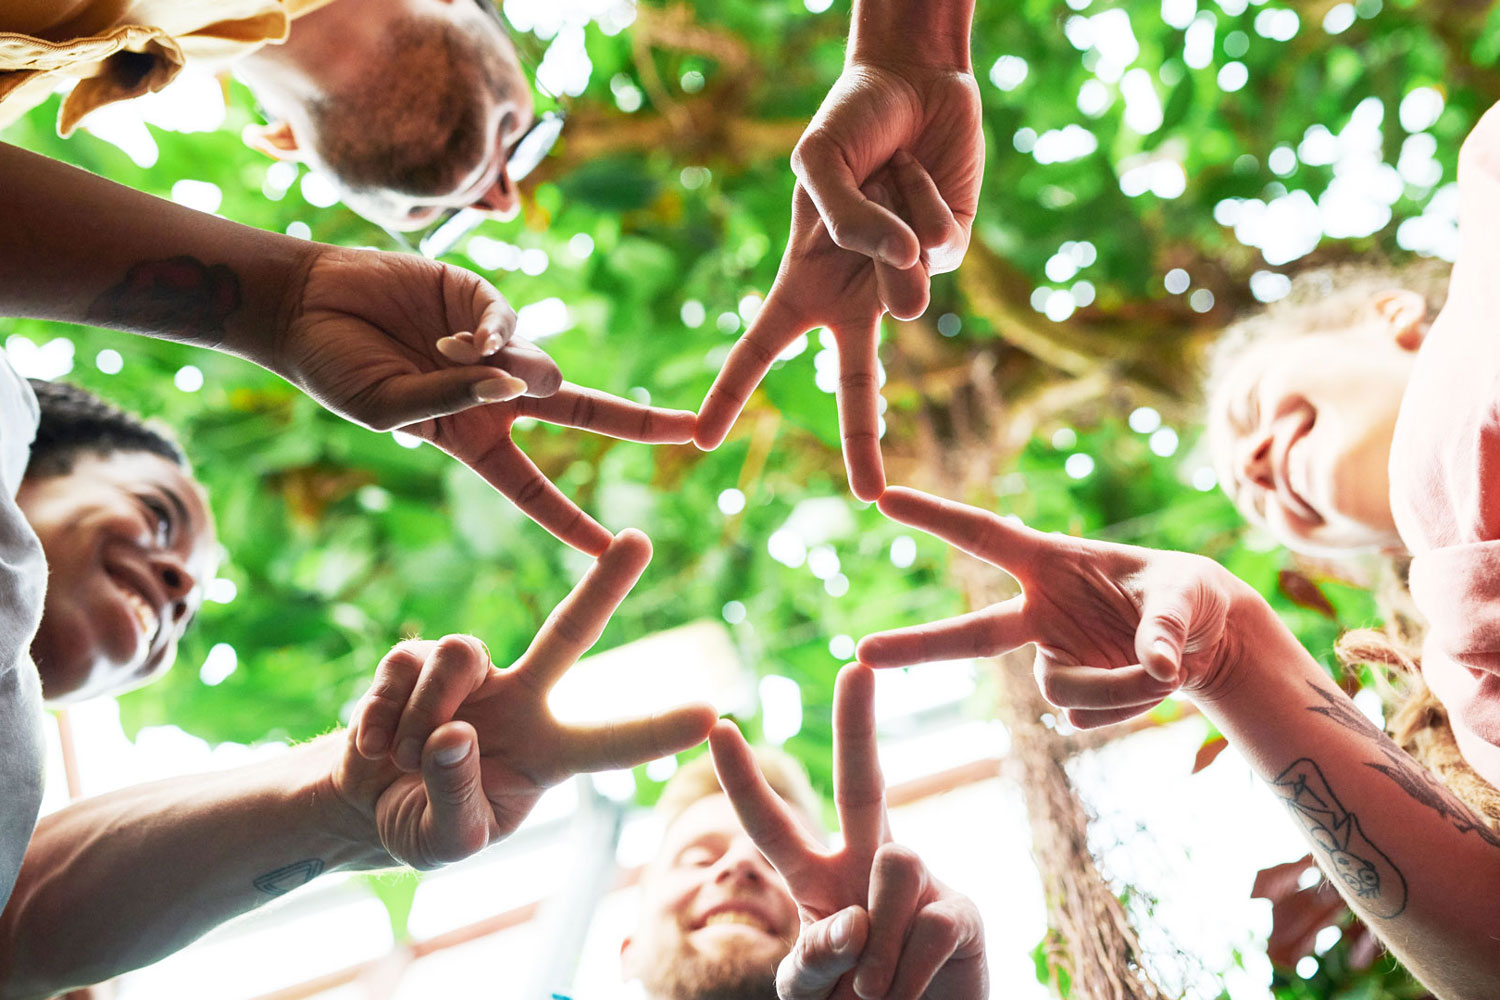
[253,858,324,897]
[1273,757,1408,918]
[87,256,241,341]
[1306,682,1500,849]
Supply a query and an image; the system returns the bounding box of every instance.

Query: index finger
[876,487,1043,576]
[832,324,886,502]
[466,436,612,554]
[709,720,824,883]
[833,664,887,859]
[694,296,803,451]
[515,383,695,443]
[510,529,654,689]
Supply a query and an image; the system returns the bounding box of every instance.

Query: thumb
[361,368,527,431]
[417,721,492,866]
[777,907,869,1000]
[1134,585,1194,684]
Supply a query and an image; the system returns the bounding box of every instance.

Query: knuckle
[434,633,487,662]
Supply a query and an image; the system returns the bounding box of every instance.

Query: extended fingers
[510,529,654,689]
[554,702,718,776]
[876,487,1042,573]
[854,843,929,1000]
[695,299,804,451]
[389,634,493,772]
[777,907,869,1000]
[515,383,695,443]
[471,435,612,555]
[857,599,1028,668]
[709,720,822,880]
[832,326,887,502]
[834,665,887,858]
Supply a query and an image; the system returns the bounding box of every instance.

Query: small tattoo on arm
[1273,757,1408,918]
[254,858,324,897]
[87,256,241,342]
[1306,682,1500,849]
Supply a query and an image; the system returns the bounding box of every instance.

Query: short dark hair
[305,17,505,197]
[25,379,186,478]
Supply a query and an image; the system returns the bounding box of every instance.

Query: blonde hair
[1206,259,1451,404]
[655,746,823,833]
[1336,582,1500,835]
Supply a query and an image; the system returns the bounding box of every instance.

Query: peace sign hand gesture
[334,530,718,870]
[858,488,1262,727]
[695,157,962,501]
[710,664,987,1000]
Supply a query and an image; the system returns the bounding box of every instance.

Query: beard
[637,933,784,1000]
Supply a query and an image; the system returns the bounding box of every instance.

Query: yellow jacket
[0,0,331,135]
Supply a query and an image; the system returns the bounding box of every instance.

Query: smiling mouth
[110,573,160,644]
[698,910,773,934]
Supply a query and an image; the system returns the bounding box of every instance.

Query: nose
[472,166,520,219]
[150,552,197,625]
[1238,429,1275,492]
[713,839,775,888]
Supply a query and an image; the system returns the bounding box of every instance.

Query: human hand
[710,664,986,999]
[792,59,983,288]
[332,529,718,869]
[273,247,695,554]
[858,488,1262,727]
[696,158,959,500]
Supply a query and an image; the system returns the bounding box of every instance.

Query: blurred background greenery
[6,0,1494,994]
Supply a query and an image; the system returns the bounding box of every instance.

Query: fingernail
[362,726,389,754]
[831,909,855,949]
[436,336,470,361]
[474,376,527,403]
[397,738,422,770]
[877,235,907,267]
[893,148,914,166]
[435,742,470,767]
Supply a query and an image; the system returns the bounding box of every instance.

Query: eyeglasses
[404,109,565,258]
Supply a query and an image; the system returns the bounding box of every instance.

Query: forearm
[1203,605,1500,999]
[0,143,315,362]
[849,0,975,69]
[0,735,385,999]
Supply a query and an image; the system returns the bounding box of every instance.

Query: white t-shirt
[0,356,47,912]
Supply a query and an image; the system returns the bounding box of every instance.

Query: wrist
[1195,580,1315,711]
[849,0,974,70]
[215,234,321,370]
[296,734,398,873]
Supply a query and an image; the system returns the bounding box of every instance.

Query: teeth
[703,912,768,932]
[120,587,158,639]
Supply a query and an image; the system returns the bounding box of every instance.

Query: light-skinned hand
[710,664,987,1000]
[858,487,1262,727]
[274,247,696,554]
[331,530,718,869]
[696,159,958,500]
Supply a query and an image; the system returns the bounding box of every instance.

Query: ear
[241,120,304,162]
[1370,289,1428,352]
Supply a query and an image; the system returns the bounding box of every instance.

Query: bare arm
[0,737,375,1000]
[860,487,1500,1000]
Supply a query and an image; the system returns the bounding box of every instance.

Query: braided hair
[24,379,186,479]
